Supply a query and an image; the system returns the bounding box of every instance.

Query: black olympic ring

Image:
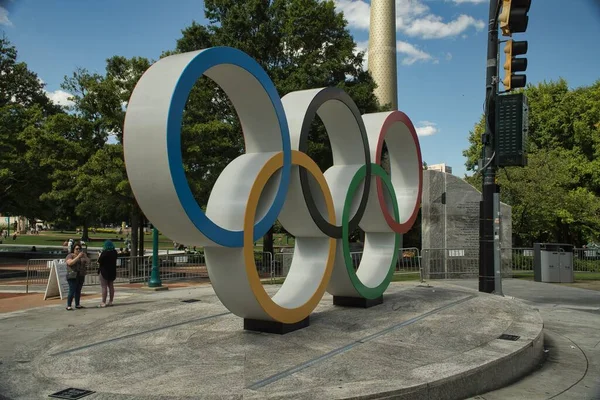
[297,87,372,238]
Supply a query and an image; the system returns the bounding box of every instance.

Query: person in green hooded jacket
[97,240,118,307]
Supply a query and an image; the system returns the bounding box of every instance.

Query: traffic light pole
[479,0,500,293]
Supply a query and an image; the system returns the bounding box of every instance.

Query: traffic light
[499,0,531,37]
[503,39,527,91]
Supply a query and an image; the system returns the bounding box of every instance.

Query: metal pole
[493,192,503,296]
[148,227,162,287]
[479,0,500,293]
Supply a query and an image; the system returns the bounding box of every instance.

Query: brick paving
[0,292,101,313]
[0,280,214,314]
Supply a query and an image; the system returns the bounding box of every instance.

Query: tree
[33,69,113,239]
[57,58,150,249]
[0,36,61,225]
[462,79,600,246]
[0,36,59,114]
[167,0,380,252]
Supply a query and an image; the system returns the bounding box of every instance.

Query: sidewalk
[454,279,600,400]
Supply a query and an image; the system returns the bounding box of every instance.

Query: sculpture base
[244,316,310,335]
[333,295,383,308]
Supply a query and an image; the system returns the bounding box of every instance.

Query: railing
[23,247,600,291]
[421,248,480,279]
[272,247,422,282]
[573,248,600,273]
[25,256,151,292]
[25,258,54,293]
[421,247,600,279]
[507,248,534,275]
[397,248,422,280]
[25,252,274,290]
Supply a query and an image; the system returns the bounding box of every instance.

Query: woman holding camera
[65,243,89,310]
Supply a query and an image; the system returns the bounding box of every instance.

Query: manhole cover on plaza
[498,333,520,341]
[181,299,201,303]
[49,388,95,399]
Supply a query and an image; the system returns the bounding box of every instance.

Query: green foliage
[1,2,383,249]
[462,115,485,173]
[0,36,61,220]
[36,56,152,231]
[463,79,600,246]
[170,0,379,208]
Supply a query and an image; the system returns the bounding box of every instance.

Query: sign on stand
[44,260,69,300]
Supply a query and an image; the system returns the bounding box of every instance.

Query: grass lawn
[511,271,600,281]
[4,230,174,250]
[3,230,298,251]
[254,233,295,248]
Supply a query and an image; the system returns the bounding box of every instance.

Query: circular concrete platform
[0,282,543,399]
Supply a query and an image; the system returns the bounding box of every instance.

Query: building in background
[428,163,453,174]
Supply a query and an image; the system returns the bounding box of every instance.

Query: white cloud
[0,6,12,26]
[354,40,369,70]
[356,39,436,69]
[396,41,434,65]
[402,14,484,39]
[334,0,485,39]
[416,121,439,136]
[445,52,453,61]
[46,90,75,107]
[334,0,371,30]
[39,78,75,107]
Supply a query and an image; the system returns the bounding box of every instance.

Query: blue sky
[1,0,599,177]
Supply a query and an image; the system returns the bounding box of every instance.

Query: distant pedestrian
[97,240,118,308]
[65,243,89,310]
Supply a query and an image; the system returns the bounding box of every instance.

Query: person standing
[97,240,118,307]
[65,243,89,310]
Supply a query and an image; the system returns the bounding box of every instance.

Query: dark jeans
[67,276,85,307]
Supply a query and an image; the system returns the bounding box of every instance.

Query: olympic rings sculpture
[124,47,422,325]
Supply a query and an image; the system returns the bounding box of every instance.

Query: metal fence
[25,256,150,292]
[573,248,600,273]
[272,247,422,282]
[23,247,600,291]
[25,259,53,292]
[421,247,600,279]
[25,252,274,291]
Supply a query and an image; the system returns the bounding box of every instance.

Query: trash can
[533,243,574,283]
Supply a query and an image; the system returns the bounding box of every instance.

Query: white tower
[367,0,398,110]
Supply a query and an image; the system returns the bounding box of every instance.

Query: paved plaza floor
[0,279,597,399]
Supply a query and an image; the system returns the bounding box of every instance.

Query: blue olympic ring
[166,47,291,247]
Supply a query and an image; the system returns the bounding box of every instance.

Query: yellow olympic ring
[243,151,336,323]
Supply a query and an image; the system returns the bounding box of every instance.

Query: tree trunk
[263,226,274,255]
[82,222,90,242]
[131,208,139,258]
[29,218,36,232]
[18,217,27,234]
[138,216,145,256]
